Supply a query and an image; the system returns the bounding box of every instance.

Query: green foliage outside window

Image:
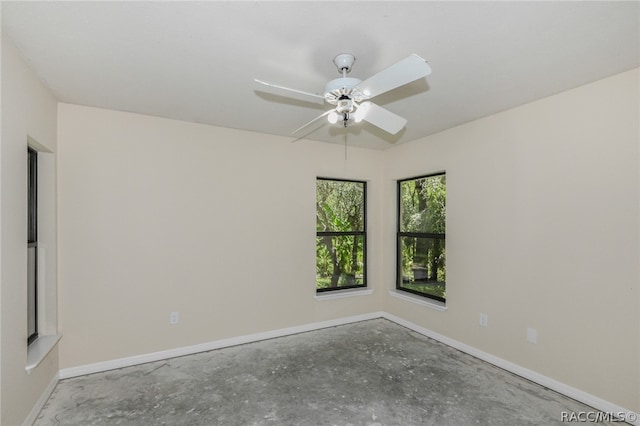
[316,179,366,290]
[398,174,446,301]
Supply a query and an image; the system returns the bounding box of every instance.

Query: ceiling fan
[255,53,431,136]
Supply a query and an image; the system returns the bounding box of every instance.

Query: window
[397,173,446,302]
[28,147,38,344]
[316,178,366,292]
[25,142,62,372]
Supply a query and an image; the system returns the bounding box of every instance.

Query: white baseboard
[23,371,59,426]
[381,312,640,426]
[57,311,638,425]
[59,312,383,380]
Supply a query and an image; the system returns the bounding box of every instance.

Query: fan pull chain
[344,133,348,161]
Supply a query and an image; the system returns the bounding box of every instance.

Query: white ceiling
[2,1,639,150]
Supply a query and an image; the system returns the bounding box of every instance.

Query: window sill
[315,288,374,301]
[26,334,62,374]
[388,289,447,311]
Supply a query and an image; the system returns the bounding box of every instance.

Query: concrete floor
[35,319,610,425]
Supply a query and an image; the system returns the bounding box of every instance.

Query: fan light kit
[255,53,431,136]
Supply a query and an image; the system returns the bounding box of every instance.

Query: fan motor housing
[324,77,364,104]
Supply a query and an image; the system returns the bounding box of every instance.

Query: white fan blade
[291,109,334,134]
[358,54,431,99]
[254,79,325,105]
[356,101,407,135]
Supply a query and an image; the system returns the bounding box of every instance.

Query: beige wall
[39,65,640,418]
[57,104,384,369]
[1,37,59,425]
[382,69,640,412]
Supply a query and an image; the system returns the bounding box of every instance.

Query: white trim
[22,371,59,426]
[381,312,639,426]
[26,334,62,374]
[59,312,383,379]
[27,135,53,153]
[314,288,374,301]
[388,289,447,311]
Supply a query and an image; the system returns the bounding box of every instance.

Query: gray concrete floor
[35,319,611,425]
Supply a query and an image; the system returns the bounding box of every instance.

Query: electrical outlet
[527,327,537,343]
[170,311,179,325]
[479,313,488,328]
